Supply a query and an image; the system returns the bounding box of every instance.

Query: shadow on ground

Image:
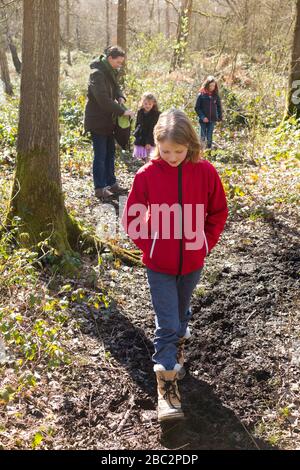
[91,307,275,450]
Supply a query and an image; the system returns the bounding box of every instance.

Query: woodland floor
[1,132,300,450]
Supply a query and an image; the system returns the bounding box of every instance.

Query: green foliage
[125,33,194,115]
[0,97,18,156]
[59,92,91,176]
[221,86,248,127]
[270,117,300,161]
[245,93,282,129]
[60,95,85,131]
[218,115,300,219]
[32,432,43,449]
[47,250,82,276]
[0,226,72,404]
[172,9,190,68]
[0,386,15,405]
[0,214,112,409]
[127,33,173,75]
[59,94,88,152]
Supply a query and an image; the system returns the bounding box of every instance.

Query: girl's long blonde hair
[152,109,203,163]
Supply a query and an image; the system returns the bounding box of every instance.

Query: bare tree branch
[0,0,20,8]
[163,0,179,15]
[192,9,231,20]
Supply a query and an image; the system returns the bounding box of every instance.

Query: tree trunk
[170,0,193,71]
[66,0,72,66]
[286,0,300,119]
[0,2,22,74]
[117,0,127,51]
[249,3,257,59]
[7,35,22,74]
[267,2,275,52]
[117,0,126,83]
[75,14,81,50]
[241,0,249,52]
[7,0,78,256]
[157,0,161,34]
[0,33,13,95]
[149,0,155,35]
[165,1,170,38]
[74,0,81,50]
[106,0,111,47]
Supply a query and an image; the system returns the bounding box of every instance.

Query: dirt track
[1,149,299,450]
[50,160,299,449]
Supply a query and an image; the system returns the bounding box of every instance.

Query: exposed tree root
[65,212,143,267]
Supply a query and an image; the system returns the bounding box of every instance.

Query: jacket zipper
[178,163,183,275]
[210,97,212,122]
[150,232,158,259]
[203,230,209,255]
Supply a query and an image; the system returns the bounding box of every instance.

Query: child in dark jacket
[133,92,160,161]
[122,110,228,423]
[195,76,223,149]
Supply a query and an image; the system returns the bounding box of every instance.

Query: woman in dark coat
[84,45,133,201]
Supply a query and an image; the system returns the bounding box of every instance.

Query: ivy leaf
[32,432,43,449]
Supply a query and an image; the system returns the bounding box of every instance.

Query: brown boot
[177,328,191,380]
[154,364,185,422]
[95,187,115,202]
[109,182,128,195]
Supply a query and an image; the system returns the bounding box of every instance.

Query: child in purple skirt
[133,92,160,162]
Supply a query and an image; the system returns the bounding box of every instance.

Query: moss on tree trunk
[7,155,71,254]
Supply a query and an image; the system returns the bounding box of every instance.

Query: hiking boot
[154,364,185,423]
[109,182,128,195]
[176,327,192,380]
[95,187,115,202]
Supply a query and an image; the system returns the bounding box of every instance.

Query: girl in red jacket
[122,109,228,423]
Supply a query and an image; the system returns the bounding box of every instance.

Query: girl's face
[158,140,188,167]
[143,99,155,112]
[208,82,216,92]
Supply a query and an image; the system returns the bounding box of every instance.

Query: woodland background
[0,0,299,450]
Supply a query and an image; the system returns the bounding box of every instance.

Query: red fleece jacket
[122,157,228,275]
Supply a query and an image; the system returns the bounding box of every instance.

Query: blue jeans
[147,268,202,370]
[91,133,117,189]
[200,122,215,149]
